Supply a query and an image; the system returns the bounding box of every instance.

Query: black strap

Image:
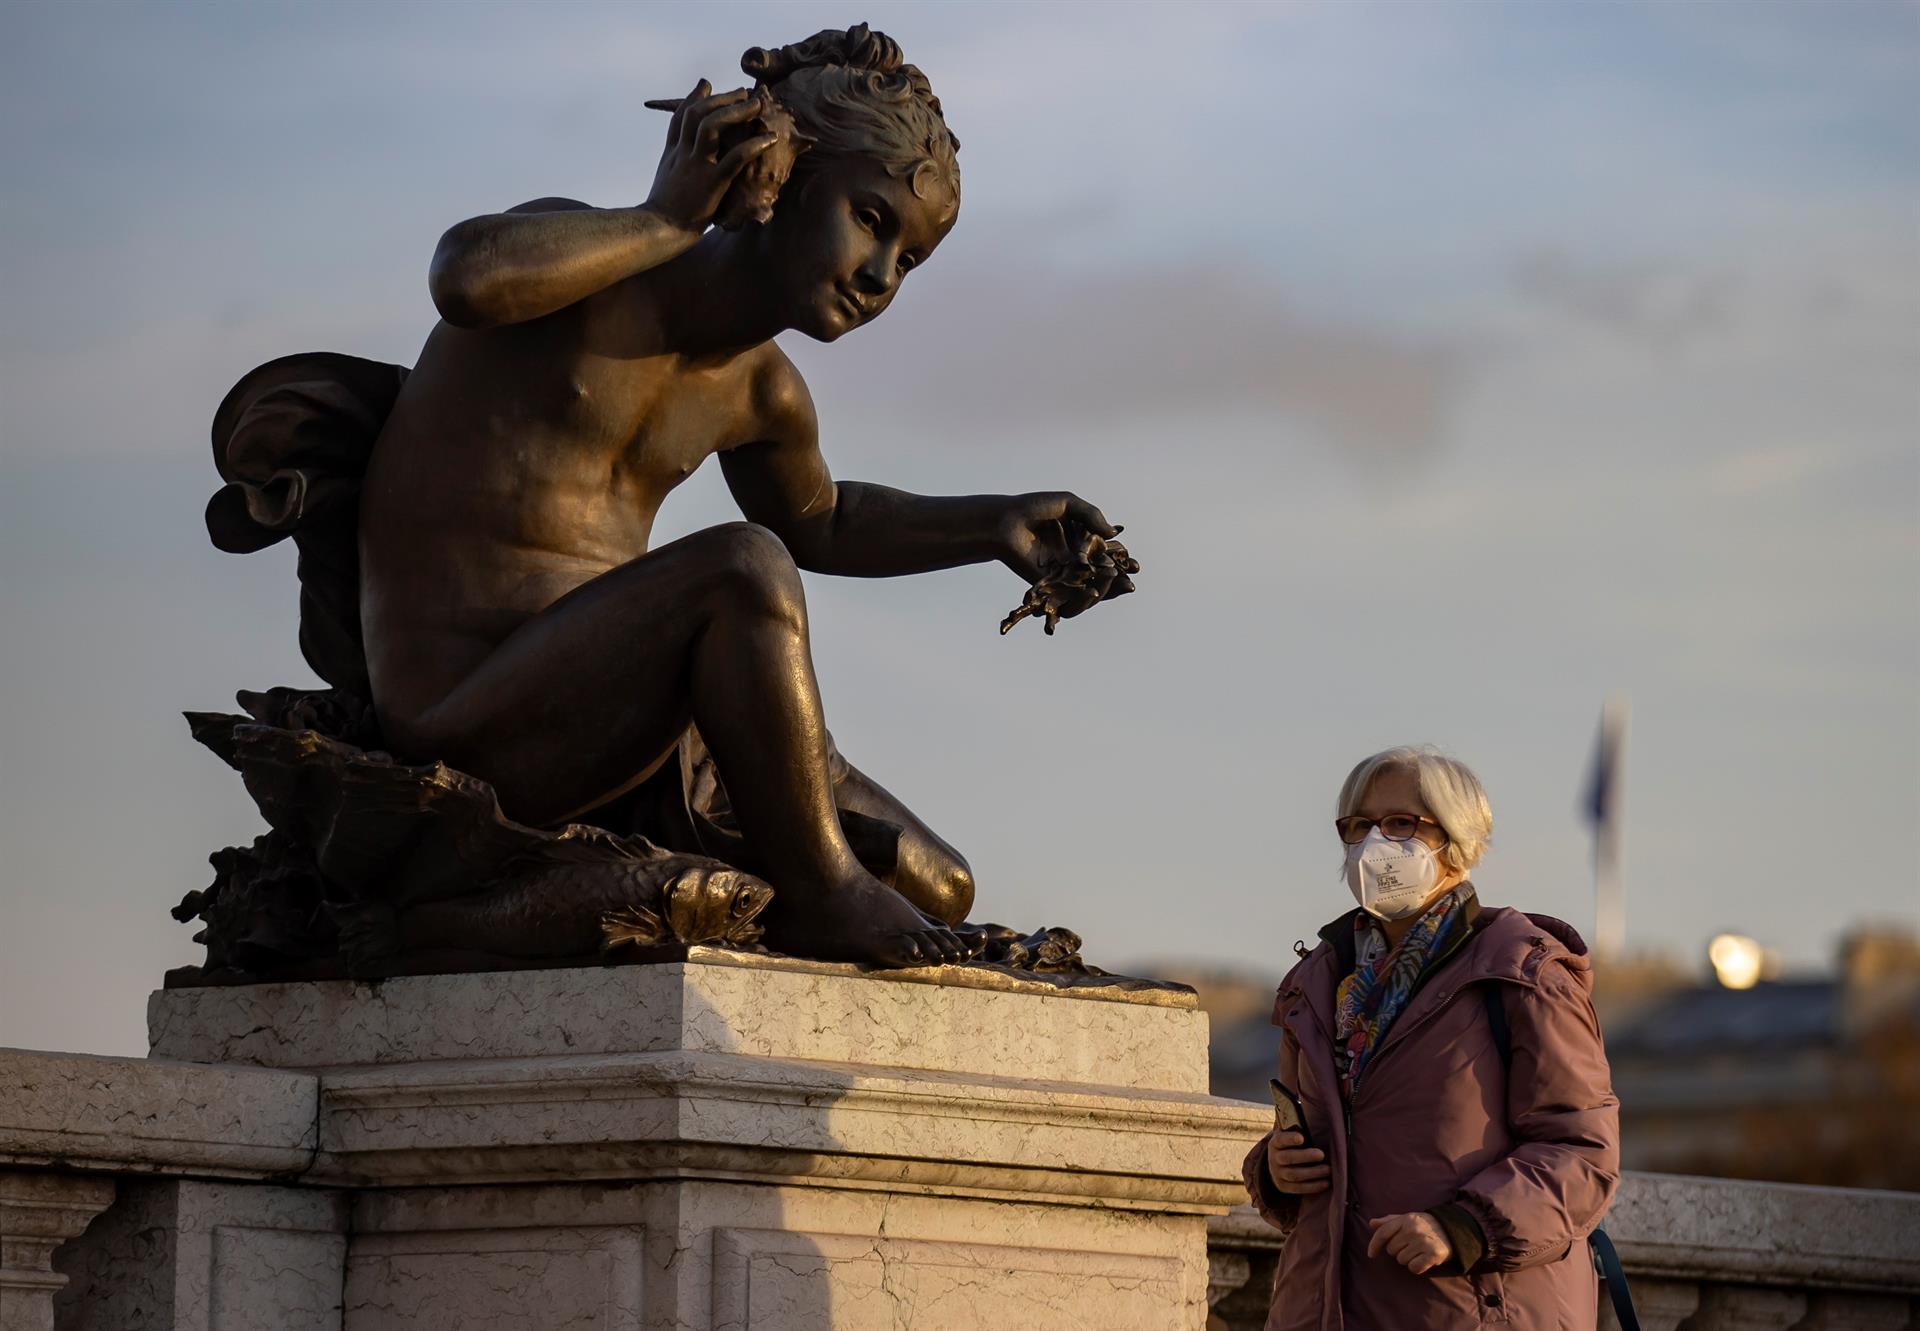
[1589,1226,1639,1331]
[1479,985,1639,1329]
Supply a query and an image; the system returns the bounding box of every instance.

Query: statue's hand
[998,492,1119,586]
[643,80,779,233]
[996,493,1139,635]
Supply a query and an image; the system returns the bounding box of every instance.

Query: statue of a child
[202,26,1134,972]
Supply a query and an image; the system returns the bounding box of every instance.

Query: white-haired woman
[1243,747,1621,1330]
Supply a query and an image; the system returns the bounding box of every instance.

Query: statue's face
[763,154,958,342]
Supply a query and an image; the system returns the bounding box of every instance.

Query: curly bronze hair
[743,24,959,211]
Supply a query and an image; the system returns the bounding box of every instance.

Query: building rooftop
[1606,980,1841,1057]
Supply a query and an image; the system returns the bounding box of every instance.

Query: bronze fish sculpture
[602,868,774,956]
[399,836,775,961]
[178,701,774,978]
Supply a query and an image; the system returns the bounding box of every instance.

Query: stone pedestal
[119,951,1267,1329]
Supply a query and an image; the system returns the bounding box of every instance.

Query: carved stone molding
[1603,1275,1701,1331]
[1207,1250,1250,1308]
[0,1172,114,1331]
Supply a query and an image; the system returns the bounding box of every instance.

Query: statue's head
[743,25,961,342]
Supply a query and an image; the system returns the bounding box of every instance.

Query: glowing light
[1708,934,1765,990]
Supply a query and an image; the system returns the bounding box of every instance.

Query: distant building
[1604,929,1920,1190]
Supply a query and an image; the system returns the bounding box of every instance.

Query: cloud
[1510,250,1736,347]
[808,262,1475,455]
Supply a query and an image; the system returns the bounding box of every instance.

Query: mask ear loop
[1357,827,1387,915]
[1341,832,1368,913]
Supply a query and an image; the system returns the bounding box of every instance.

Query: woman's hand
[644,80,778,233]
[1366,1212,1452,1275]
[1264,1130,1331,1195]
[994,492,1138,634]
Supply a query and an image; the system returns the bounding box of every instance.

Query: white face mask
[1344,829,1445,920]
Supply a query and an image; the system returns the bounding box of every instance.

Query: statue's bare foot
[767,870,973,968]
[907,901,989,961]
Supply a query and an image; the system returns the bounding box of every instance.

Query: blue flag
[1583,698,1628,830]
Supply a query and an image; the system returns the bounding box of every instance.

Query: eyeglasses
[1335,814,1446,845]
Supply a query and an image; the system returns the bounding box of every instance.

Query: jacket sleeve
[1240,1023,1305,1234]
[1454,959,1620,1271]
[1242,1130,1303,1233]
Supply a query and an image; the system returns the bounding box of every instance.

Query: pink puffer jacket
[1242,901,1620,1330]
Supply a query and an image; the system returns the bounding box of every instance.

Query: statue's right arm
[428,198,700,330]
[428,83,776,330]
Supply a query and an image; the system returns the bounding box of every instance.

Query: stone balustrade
[1206,1172,1920,1331]
[3,960,1918,1330]
[4,956,1258,1329]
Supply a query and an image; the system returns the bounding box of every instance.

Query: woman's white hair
[1337,746,1492,875]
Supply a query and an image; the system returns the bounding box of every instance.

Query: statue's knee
[911,851,975,926]
[937,859,976,925]
[707,522,805,625]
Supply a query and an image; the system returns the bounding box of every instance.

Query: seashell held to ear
[714,88,811,230]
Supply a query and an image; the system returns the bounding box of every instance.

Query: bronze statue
[180,26,1139,982]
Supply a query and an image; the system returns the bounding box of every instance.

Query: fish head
[662,866,775,945]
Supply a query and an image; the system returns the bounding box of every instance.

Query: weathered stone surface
[1598,1275,1699,1331]
[1686,1284,1808,1330]
[1796,1290,1917,1331]
[149,951,1205,1092]
[17,954,1911,1330]
[142,951,1263,1204]
[0,1049,315,1179]
[87,957,1234,1328]
[0,1172,115,1331]
[313,1048,1266,1202]
[345,1198,644,1331]
[1605,1172,1920,1289]
[1207,1172,1920,1331]
[51,1179,346,1331]
[350,1179,1208,1330]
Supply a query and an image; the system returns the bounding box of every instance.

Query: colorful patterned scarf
[1334,887,1470,1097]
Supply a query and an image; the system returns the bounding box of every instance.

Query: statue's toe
[875,932,927,968]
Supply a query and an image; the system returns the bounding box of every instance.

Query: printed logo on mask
[1345,830,1442,920]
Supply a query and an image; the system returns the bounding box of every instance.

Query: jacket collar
[1314,884,1484,974]
[1280,894,1590,1052]
[1283,885,1484,1039]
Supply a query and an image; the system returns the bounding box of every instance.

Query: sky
[2,1,1916,1057]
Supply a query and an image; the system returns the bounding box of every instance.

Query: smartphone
[1269,1078,1313,1148]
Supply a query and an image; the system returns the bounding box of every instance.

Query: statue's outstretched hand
[643,80,778,233]
[997,493,1139,636]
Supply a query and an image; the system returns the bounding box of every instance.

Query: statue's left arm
[720,355,1118,586]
